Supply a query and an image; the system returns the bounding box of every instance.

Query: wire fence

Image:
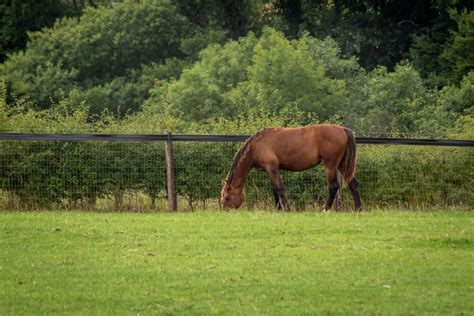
[0,134,473,211]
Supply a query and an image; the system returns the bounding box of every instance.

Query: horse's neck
[230,154,253,190]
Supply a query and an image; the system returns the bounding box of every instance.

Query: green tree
[409,5,474,86]
[0,0,89,62]
[436,71,474,114]
[348,63,456,137]
[174,0,259,39]
[147,28,356,122]
[263,1,473,71]
[440,10,474,84]
[1,1,225,116]
[146,33,258,121]
[243,29,349,118]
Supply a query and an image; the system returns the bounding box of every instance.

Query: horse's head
[220,180,243,209]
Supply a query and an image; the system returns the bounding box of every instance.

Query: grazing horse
[220,124,362,211]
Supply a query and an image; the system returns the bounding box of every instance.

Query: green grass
[1,210,473,315]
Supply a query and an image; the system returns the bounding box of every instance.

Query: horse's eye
[225,197,230,201]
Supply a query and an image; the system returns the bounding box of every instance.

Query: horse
[220,124,362,211]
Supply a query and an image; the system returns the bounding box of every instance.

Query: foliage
[189,105,319,135]
[449,112,474,140]
[436,71,474,114]
[0,0,89,62]
[1,1,472,135]
[2,0,473,79]
[410,8,474,86]
[290,0,471,71]
[0,77,6,128]
[0,1,225,116]
[244,29,349,118]
[0,1,473,211]
[147,29,356,122]
[146,33,258,121]
[440,10,474,84]
[346,63,458,137]
[174,0,262,39]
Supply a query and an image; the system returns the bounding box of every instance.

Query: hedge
[0,140,471,210]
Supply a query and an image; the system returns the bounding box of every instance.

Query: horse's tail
[339,127,357,186]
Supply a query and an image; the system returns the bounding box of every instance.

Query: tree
[0,0,89,62]
[436,71,474,114]
[244,29,349,118]
[440,10,474,84]
[348,63,456,137]
[173,0,262,39]
[146,28,357,122]
[261,0,473,71]
[274,0,303,38]
[147,33,258,121]
[1,1,225,116]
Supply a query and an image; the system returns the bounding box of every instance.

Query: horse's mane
[226,129,265,184]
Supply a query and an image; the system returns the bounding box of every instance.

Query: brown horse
[220,124,362,211]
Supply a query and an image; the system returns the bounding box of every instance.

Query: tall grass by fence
[0,134,472,211]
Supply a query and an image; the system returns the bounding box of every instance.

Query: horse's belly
[279,159,319,171]
[277,148,320,171]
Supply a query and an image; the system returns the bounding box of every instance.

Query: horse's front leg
[265,166,290,211]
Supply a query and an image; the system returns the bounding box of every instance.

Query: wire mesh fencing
[0,136,472,211]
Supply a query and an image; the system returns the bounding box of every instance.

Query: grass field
[1,210,473,315]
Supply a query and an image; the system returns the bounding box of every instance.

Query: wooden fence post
[165,131,177,211]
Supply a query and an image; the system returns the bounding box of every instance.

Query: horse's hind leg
[265,166,290,211]
[348,178,362,211]
[272,189,281,209]
[324,167,339,211]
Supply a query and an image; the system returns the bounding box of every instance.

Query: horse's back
[251,124,348,171]
[257,124,347,149]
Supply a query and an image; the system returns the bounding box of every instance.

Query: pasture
[1,210,473,314]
